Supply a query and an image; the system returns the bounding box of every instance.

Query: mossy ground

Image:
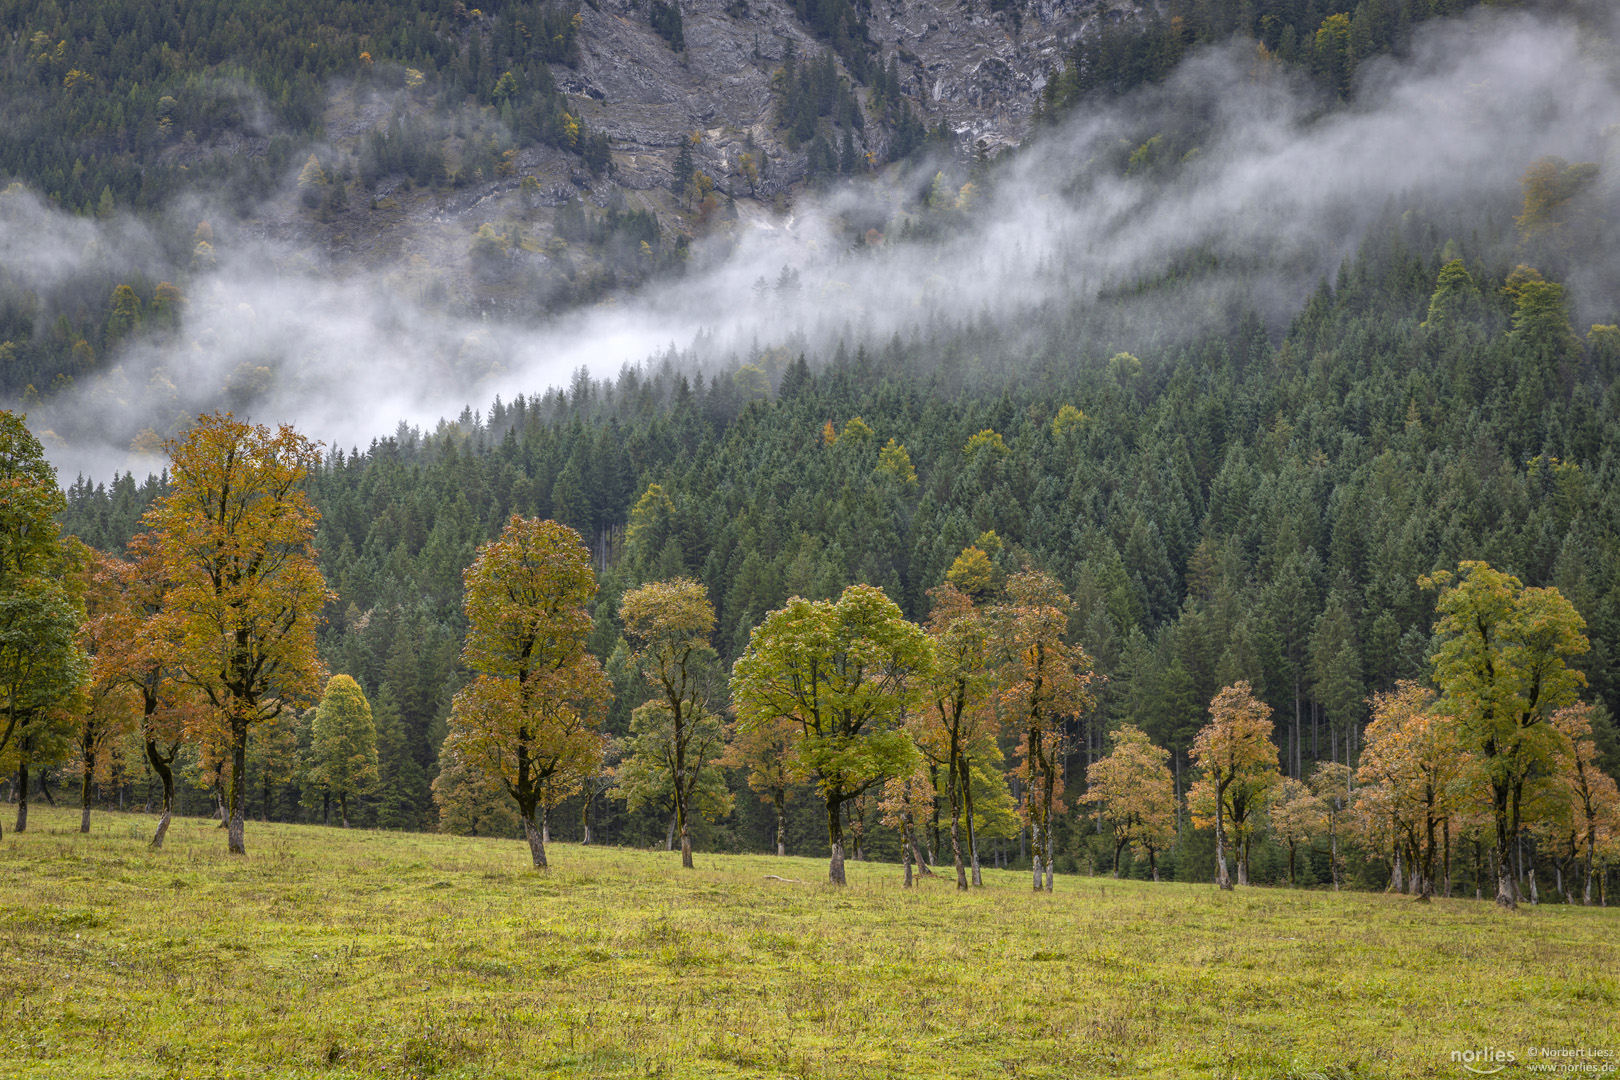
[0,805,1615,1079]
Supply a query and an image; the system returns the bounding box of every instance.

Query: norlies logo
[1452,1047,1517,1074]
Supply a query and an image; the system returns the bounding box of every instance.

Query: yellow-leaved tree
[1189,682,1278,890]
[1422,561,1587,909]
[441,516,611,868]
[614,578,730,869]
[146,413,328,855]
[1081,724,1176,880]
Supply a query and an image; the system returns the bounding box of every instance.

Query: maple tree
[1358,681,1473,900]
[617,578,728,868]
[1422,561,1588,908]
[731,583,932,885]
[311,675,379,828]
[0,412,88,839]
[1268,778,1325,886]
[992,569,1094,892]
[89,533,203,848]
[878,765,936,886]
[1548,704,1620,906]
[720,714,798,856]
[1307,761,1353,890]
[1081,724,1176,880]
[910,583,996,888]
[442,516,611,868]
[145,413,329,855]
[1189,682,1279,890]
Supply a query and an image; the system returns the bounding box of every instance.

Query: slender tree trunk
[80,724,98,833]
[227,719,247,855]
[960,755,982,886]
[666,812,677,851]
[1043,761,1056,893]
[1236,835,1249,887]
[949,752,966,891]
[15,760,28,834]
[146,738,175,850]
[1215,784,1231,890]
[581,794,591,845]
[1586,832,1596,906]
[541,804,550,846]
[774,789,786,856]
[826,794,846,885]
[1444,817,1452,898]
[902,822,914,888]
[523,805,548,868]
[1150,849,1160,882]
[340,795,350,829]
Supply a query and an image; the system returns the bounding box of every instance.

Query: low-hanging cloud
[12,2,1619,482]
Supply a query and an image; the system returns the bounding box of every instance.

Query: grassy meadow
[0,806,1616,1080]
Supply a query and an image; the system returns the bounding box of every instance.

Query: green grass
[1,806,1616,1079]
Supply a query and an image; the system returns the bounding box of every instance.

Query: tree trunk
[680,819,693,869]
[774,790,786,856]
[902,823,914,888]
[1150,849,1160,882]
[949,752,966,891]
[15,760,28,834]
[1586,832,1596,906]
[340,795,350,829]
[1492,782,1518,909]
[1236,837,1249,887]
[541,804,550,846]
[227,719,247,855]
[1042,757,1056,892]
[666,812,676,851]
[523,806,548,868]
[322,791,330,826]
[581,794,592,845]
[1443,817,1452,898]
[80,731,96,833]
[826,794,846,885]
[146,738,176,850]
[960,755,982,886]
[1214,787,1231,890]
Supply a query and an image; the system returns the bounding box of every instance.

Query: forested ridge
[45,192,1620,894]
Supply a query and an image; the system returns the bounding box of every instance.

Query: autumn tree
[311,674,379,828]
[93,533,198,848]
[0,412,88,838]
[617,578,728,868]
[1189,682,1279,890]
[910,583,996,889]
[1423,562,1588,908]
[731,583,932,885]
[146,413,329,855]
[1308,761,1353,890]
[993,569,1095,892]
[442,516,611,869]
[1081,724,1176,880]
[1358,681,1472,900]
[1549,704,1620,906]
[1268,778,1326,886]
[878,765,936,886]
[73,549,144,833]
[720,715,798,855]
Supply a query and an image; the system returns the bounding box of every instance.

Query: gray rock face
[566,0,1122,192]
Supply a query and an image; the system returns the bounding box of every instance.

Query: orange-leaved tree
[910,582,997,889]
[1189,682,1278,890]
[443,516,611,869]
[144,413,328,855]
[1081,724,1176,880]
[1268,778,1325,886]
[720,714,798,856]
[1422,561,1587,909]
[1549,704,1620,906]
[1358,680,1473,900]
[992,569,1095,893]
